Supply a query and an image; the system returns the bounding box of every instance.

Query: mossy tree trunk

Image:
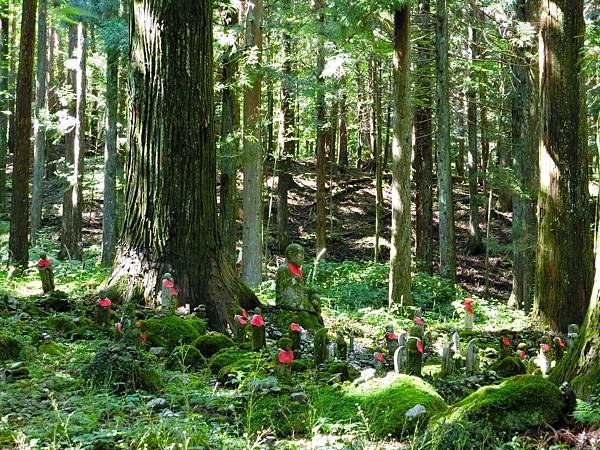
[388,6,412,307]
[338,91,348,170]
[108,0,259,332]
[0,7,8,213]
[534,0,592,332]
[8,0,36,268]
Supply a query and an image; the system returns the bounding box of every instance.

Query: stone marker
[463,298,474,330]
[406,336,423,376]
[250,307,266,351]
[314,327,329,365]
[275,337,294,384]
[566,324,579,348]
[515,342,527,362]
[500,336,512,358]
[553,336,565,361]
[374,349,386,377]
[289,322,302,350]
[160,273,177,314]
[335,331,347,360]
[96,289,112,325]
[441,340,455,378]
[37,252,55,293]
[536,342,551,375]
[384,325,399,355]
[393,344,406,374]
[465,339,480,376]
[233,309,248,343]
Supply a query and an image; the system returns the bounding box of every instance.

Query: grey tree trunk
[315,0,327,256]
[338,91,348,171]
[241,0,264,287]
[388,6,412,307]
[0,8,9,213]
[30,0,48,243]
[435,0,456,281]
[60,23,86,261]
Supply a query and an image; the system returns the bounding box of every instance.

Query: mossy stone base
[0,333,21,360]
[489,356,526,378]
[208,347,268,383]
[192,333,235,358]
[269,309,323,331]
[141,316,205,350]
[324,361,359,382]
[166,345,206,371]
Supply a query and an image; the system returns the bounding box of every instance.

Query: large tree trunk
[102,47,119,265]
[509,0,539,312]
[371,58,383,261]
[219,5,241,265]
[388,6,412,307]
[0,8,9,214]
[59,23,86,260]
[109,0,259,332]
[8,0,36,268]
[534,0,592,332]
[30,0,48,243]
[435,0,456,281]
[241,0,264,287]
[413,0,433,274]
[315,0,327,256]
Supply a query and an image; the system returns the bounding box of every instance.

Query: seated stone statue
[275,243,323,329]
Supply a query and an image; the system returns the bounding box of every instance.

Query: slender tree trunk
[277,30,295,252]
[372,59,383,261]
[109,0,259,330]
[0,8,9,213]
[102,48,119,265]
[59,23,86,261]
[338,91,348,171]
[456,111,465,178]
[30,0,48,243]
[330,97,338,170]
[8,0,36,268]
[534,0,591,332]
[220,6,241,265]
[509,0,539,312]
[435,0,456,281]
[7,15,16,155]
[315,0,327,256]
[466,11,483,254]
[413,0,434,274]
[388,6,412,307]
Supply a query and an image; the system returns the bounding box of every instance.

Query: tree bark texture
[534,0,592,332]
[109,0,259,331]
[338,91,348,170]
[0,9,8,213]
[30,0,48,243]
[435,0,456,281]
[315,0,327,256]
[60,23,86,260]
[413,0,434,274]
[388,6,412,307]
[509,0,539,312]
[8,0,36,268]
[371,59,383,261]
[241,0,264,287]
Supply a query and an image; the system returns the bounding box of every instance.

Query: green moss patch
[0,333,21,361]
[489,356,526,378]
[208,348,268,383]
[165,344,206,371]
[141,316,202,350]
[192,333,234,358]
[269,309,323,331]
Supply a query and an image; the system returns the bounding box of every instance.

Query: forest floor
[1,160,599,449]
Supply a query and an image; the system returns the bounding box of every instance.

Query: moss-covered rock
[46,315,78,335]
[489,356,526,378]
[82,344,160,394]
[208,347,248,374]
[0,333,21,360]
[192,333,235,358]
[208,348,268,383]
[141,316,202,350]
[445,375,564,432]
[312,373,448,438]
[39,341,64,356]
[165,345,206,371]
[249,394,311,436]
[324,361,360,382]
[269,309,323,331]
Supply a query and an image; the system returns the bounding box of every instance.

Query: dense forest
[1,0,600,448]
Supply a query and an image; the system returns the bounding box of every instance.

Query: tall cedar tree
[108,0,258,330]
[534,0,592,331]
[388,5,412,306]
[0,5,8,213]
[9,0,36,268]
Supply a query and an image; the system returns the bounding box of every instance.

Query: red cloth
[242,309,248,318]
[97,298,112,308]
[37,258,51,268]
[251,314,265,327]
[385,332,398,341]
[375,352,385,362]
[518,350,526,360]
[278,350,294,364]
[414,317,425,326]
[290,322,301,332]
[234,314,248,325]
[162,279,174,288]
[556,338,565,348]
[416,339,424,353]
[170,287,177,295]
[116,322,123,333]
[464,298,474,314]
[288,262,303,279]
[541,343,550,352]
[502,337,510,347]
[140,332,148,343]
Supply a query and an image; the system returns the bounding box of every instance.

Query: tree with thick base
[108,0,258,331]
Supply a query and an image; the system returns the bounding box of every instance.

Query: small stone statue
[500,337,512,358]
[384,325,399,355]
[276,243,324,329]
[250,307,266,351]
[465,339,480,376]
[398,330,408,349]
[441,341,455,378]
[233,309,248,343]
[463,298,474,330]
[536,341,552,375]
[335,331,347,360]
[37,252,55,293]
[406,336,423,376]
[566,324,579,348]
[160,273,177,314]
[413,317,425,340]
[314,327,329,365]
[553,336,565,361]
[515,342,528,361]
[115,302,143,345]
[393,344,406,374]
[96,289,112,325]
[374,349,386,377]
[289,323,302,350]
[275,337,294,384]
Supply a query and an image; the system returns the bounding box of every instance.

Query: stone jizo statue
[96,289,112,325]
[463,298,474,330]
[37,252,55,293]
[250,307,266,351]
[160,273,177,314]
